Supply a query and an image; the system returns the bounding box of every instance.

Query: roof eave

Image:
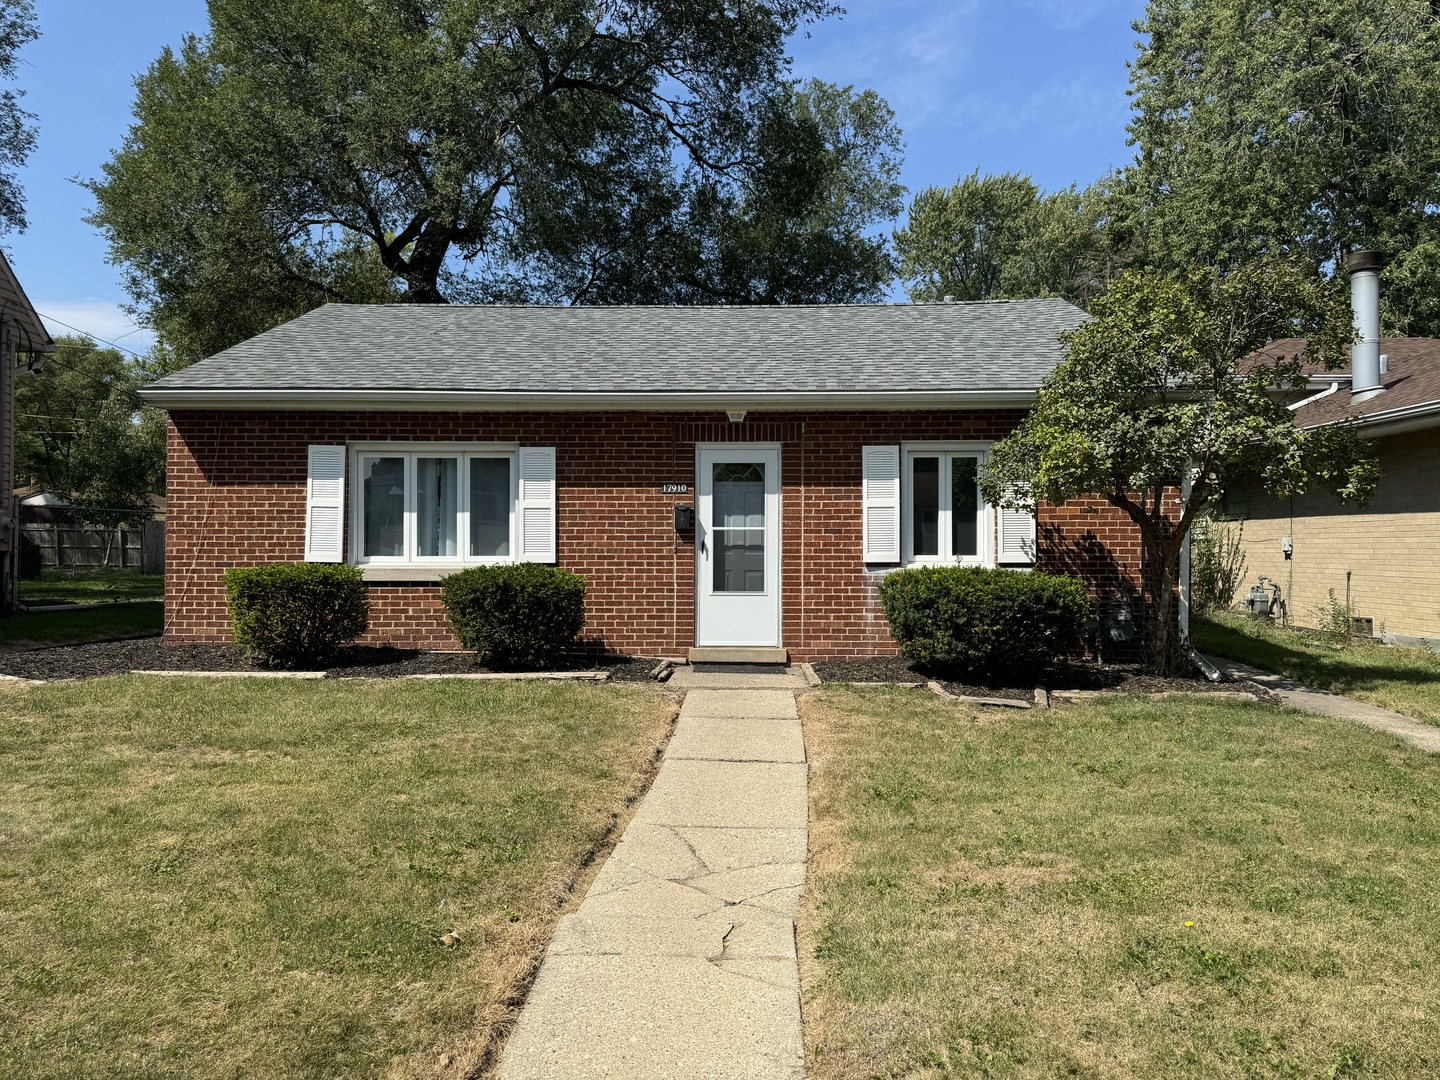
[138,387,1041,412]
[1299,398,1440,438]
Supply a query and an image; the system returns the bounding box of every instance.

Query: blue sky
[7,0,1146,354]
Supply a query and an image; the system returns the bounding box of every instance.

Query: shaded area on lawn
[0,677,676,1079]
[1194,610,1440,725]
[800,687,1440,1080]
[19,569,164,607]
[0,601,162,648]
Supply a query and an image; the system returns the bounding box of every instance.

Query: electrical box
[674,504,694,532]
[1281,536,1293,560]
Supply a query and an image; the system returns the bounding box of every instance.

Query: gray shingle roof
[144,300,1085,400]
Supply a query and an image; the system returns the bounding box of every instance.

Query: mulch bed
[0,636,663,683]
[813,654,1265,700]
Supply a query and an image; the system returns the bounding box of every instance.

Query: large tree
[1129,0,1440,334]
[980,260,1379,674]
[0,0,37,235]
[85,1,915,361]
[893,171,1135,308]
[16,336,166,531]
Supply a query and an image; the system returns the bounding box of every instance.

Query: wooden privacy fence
[22,521,165,573]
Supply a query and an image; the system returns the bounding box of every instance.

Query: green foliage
[1128,0,1440,335]
[894,170,1135,308]
[1311,589,1360,646]
[878,566,1088,680]
[224,564,369,668]
[440,564,587,670]
[981,260,1379,673]
[16,336,167,531]
[1190,516,1248,613]
[83,1,900,359]
[0,0,38,235]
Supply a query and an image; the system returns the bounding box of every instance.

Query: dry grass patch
[799,687,1440,1080]
[0,676,676,1079]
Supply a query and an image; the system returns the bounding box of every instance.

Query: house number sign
[660,483,690,494]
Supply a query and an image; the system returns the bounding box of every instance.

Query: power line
[35,311,151,361]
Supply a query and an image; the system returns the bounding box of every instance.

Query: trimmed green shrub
[441,564,587,669]
[879,566,1088,680]
[224,563,369,668]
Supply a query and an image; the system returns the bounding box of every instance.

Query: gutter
[1299,397,1440,438]
[1287,380,1343,411]
[136,387,1042,412]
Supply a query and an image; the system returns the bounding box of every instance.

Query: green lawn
[800,686,1440,1080]
[19,569,164,607]
[0,601,162,648]
[0,677,675,1079]
[1194,610,1440,725]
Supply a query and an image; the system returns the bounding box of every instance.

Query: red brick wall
[164,409,1151,660]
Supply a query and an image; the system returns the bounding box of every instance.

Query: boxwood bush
[224,564,369,668]
[879,566,1088,680]
[441,564,587,669]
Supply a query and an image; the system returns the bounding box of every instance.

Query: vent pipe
[1347,250,1385,403]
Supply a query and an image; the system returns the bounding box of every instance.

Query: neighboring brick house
[1232,335,1440,643]
[140,301,1156,661]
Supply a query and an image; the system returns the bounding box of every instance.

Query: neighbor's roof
[1257,337,1440,436]
[139,300,1087,411]
[0,249,54,357]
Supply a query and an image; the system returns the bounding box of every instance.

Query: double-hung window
[903,445,992,566]
[353,448,519,565]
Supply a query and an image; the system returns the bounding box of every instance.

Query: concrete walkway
[1206,654,1440,753]
[497,687,808,1079]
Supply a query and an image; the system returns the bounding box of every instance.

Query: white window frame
[349,443,521,566]
[902,442,996,568]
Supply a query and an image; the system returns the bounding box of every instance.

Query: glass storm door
[696,446,782,647]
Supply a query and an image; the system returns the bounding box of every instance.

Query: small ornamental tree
[980,259,1380,674]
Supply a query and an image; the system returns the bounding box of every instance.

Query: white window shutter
[861,445,901,563]
[517,447,558,563]
[998,484,1037,565]
[305,445,346,563]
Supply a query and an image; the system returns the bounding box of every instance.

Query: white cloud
[790,1,986,129]
[1016,0,1129,31]
[949,74,1131,144]
[34,300,155,355]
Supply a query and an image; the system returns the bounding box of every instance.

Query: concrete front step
[687,646,789,665]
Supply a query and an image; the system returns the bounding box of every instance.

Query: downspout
[1287,380,1342,412]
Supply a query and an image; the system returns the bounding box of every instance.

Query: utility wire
[35,311,151,361]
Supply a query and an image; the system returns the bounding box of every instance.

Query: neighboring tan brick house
[140,301,1155,661]
[1232,335,1440,644]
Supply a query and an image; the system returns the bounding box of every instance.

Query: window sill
[359,565,471,583]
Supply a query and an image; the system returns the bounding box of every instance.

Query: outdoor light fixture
[727,410,747,423]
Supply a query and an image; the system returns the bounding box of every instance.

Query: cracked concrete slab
[631,760,808,829]
[496,686,808,1080]
[548,912,796,960]
[498,955,804,1080]
[666,715,806,763]
[679,689,798,719]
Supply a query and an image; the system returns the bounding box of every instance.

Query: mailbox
[674,504,695,532]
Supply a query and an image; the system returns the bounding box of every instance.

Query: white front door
[696,445,781,647]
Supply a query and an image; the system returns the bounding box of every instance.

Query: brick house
[1232,335,1440,644]
[140,301,1155,661]
[1227,254,1440,645]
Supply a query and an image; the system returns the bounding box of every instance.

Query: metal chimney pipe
[1347,250,1385,403]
